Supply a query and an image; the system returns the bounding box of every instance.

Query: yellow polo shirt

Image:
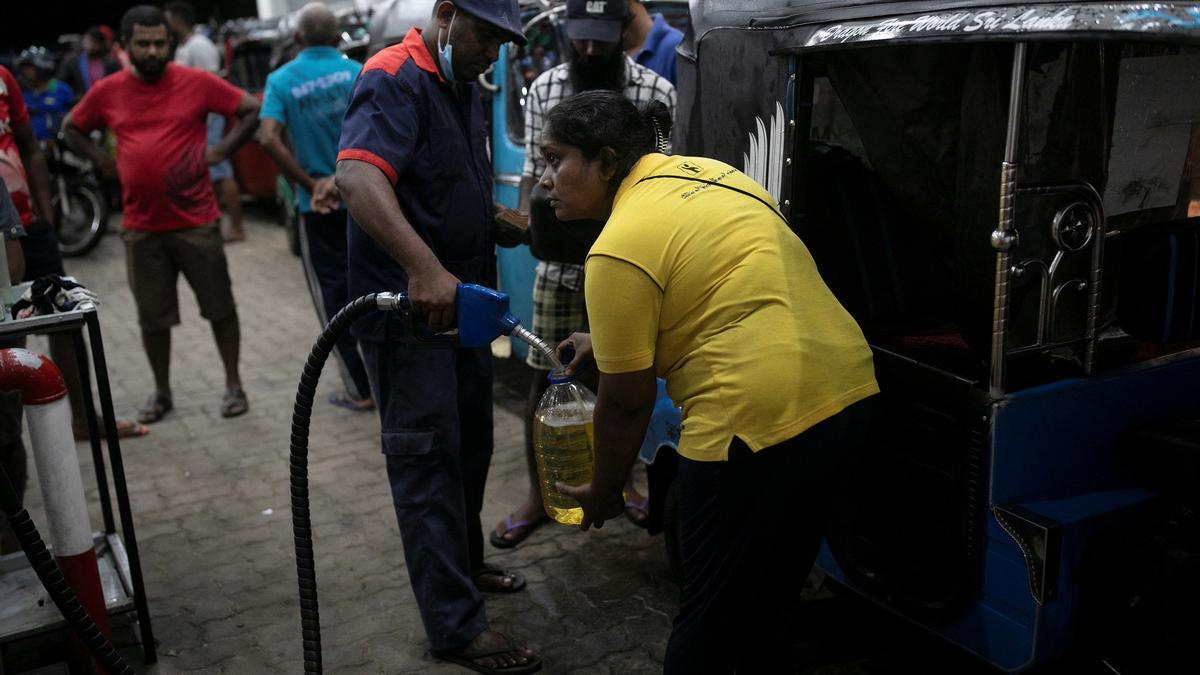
[585,154,879,461]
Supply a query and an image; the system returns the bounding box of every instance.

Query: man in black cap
[491,0,675,549]
[335,1,541,673]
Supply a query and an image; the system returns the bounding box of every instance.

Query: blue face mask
[437,9,458,82]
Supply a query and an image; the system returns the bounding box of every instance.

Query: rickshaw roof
[688,1,1200,46]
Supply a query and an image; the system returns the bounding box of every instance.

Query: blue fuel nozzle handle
[456,283,520,347]
[385,284,520,349]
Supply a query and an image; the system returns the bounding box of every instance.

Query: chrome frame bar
[989,43,1028,399]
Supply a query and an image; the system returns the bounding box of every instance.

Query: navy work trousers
[663,397,874,675]
[360,340,493,651]
[299,210,371,400]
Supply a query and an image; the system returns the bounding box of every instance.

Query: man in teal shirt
[258,2,372,411]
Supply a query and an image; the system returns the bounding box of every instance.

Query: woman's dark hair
[120,5,169,42]
[544,90,673,189]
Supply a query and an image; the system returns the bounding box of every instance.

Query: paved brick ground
[9,211,992,674]
[10,213,679,674]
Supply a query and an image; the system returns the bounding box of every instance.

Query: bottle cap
[547,368,574,384]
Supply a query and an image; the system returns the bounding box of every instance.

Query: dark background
[1,0,257,54]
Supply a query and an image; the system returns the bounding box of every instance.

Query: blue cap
[565,0,628,43]
[547,369,576,384]
[452,0,527,46]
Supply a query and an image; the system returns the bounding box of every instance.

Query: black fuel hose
[289,292,400,674]
[0,463,135,675]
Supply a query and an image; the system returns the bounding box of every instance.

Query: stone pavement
[9,211,991,674]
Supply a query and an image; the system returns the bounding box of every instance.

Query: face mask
[437,7,458,82]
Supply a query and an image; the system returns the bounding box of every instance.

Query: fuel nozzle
[455,283,520,347]
[383,284,521,348]
[382,284,561,362]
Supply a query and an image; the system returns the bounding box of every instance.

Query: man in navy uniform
[335,1,541,672]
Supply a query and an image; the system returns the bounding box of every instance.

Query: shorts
[525,263,588,370]
[206,114,234,182]
[122,224,236,331]
[20,220,67,280]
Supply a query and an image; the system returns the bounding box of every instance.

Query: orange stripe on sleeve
[337,149,399,185]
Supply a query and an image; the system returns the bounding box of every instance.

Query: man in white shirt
[166,1,245,242]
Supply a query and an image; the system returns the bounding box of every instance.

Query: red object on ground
[0,348,112,672]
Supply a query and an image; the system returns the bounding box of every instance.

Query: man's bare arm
[257,118,315,194]
[335,159,459,328]
[208,92,261,164]
[61,114,116,178]
[13,120,54,225]
[518,175,536,214]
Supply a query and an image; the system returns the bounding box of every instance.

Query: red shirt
[70,63,243,232]
[0,66,33,225]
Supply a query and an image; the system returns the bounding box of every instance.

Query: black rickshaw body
[657,2,1200,671]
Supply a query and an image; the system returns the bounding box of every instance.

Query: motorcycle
[44,135,109,257]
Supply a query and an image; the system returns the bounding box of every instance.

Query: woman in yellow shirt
[542,90,878,674]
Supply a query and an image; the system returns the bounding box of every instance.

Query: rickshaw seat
[1117,218,1200,345]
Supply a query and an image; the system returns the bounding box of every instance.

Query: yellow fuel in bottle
[533,371,597,525]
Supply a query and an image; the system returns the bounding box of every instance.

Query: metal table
[0,301,156,664]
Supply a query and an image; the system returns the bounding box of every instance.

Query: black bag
[527,183,605,265]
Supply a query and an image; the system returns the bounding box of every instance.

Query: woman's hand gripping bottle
[533,369,597,525]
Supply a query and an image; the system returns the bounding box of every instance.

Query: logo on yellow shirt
[678,161,703,176]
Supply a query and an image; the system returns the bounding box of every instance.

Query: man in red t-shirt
[64,5,262,423]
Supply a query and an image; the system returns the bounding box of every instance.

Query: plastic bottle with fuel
[533,368,597,525]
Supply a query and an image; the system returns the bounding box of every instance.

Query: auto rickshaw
[654,1,1200,672]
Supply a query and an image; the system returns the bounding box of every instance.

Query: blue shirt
[337,28,495,343]
[260,46,361,213]
[634,14,683,85]
[22,79,75,141]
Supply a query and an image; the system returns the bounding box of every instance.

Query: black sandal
[472,566,527,593]
[137,393,173,424]
[220,387,248,418]
[433,631,542,675]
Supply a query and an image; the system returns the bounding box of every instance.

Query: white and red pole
[0,347,112,666]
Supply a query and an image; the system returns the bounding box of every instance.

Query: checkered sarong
[526,261,590,370]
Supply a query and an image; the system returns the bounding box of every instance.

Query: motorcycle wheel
[54,183,109,257]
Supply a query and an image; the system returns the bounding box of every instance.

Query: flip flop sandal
[472,566,526,593]
[489,514,545,549]
[625,497,650,529]
[137,394,173,424]
[328,391,375,412]
[220,387,249,418]
[433,632,542,675]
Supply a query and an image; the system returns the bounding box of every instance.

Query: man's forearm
[260,136,316,193]
[23,147,53,224]
[336,160,441,275]
[15,125,53,223]
[519,175,536,214]
[62,124,110,169]
[214,112,259,159]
